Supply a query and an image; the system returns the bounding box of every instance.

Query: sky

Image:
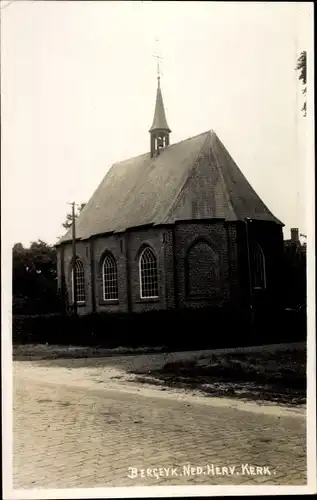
[1,0,314,247]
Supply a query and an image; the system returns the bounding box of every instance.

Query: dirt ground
[12,341,306,416]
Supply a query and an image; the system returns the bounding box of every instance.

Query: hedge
[12,306,306,350]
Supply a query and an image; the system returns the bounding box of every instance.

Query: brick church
[56,73,284,316]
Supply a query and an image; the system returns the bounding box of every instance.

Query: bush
[12,305,307,349]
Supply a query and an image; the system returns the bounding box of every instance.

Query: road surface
[12,361,306,489]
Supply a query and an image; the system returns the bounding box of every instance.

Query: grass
[131,347,306,407]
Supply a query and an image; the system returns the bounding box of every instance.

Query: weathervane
[153,37,163,82]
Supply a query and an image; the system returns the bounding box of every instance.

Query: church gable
[164,131,283,225]
[208,133,282,222]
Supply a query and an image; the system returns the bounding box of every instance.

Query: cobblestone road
[13,364,307,489]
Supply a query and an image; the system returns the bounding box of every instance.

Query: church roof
[58,129,283,244]
[149,77,171,133]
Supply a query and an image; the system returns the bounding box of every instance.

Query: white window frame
[71,259,86,304]
[252,244,266,290]
[102,253,119,301]
[139,246,159,299]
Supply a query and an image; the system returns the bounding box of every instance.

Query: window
[72,259,85,303]
[139,247,159,299]
[102,253,118,301]
[252,244,266,289]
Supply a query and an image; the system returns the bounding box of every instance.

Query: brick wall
[186,241,220,296]
[91,228,174,313]
[57,226,175,315]
[163,228,176,310]
[173,221,230,309]
[126,226,172,313]
[56,220,284,315]
[225,223,241,308]
[93,234,127,314]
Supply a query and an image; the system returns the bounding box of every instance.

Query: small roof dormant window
[139,246,159,299]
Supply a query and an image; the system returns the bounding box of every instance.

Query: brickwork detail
[57,220,284,315]
[93,236,125,313]
[174,222,230,309]
[127,228,166,313]
[186,240,220,297]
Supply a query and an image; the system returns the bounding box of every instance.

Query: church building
[56,72,284,316]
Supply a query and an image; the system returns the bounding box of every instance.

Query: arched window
[102,253,118,300]
[186,240,220,297]
[72,259,85,303]
[252,244,266,289]
[139,247,159,299]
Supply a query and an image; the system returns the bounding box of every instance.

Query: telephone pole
[70,201,77,316]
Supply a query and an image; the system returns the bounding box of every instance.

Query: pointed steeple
[149,76,171,134]
[149,64,171,157]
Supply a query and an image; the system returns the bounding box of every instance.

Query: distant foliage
[296,50,307,117]
[12,240,62,314]
[62,203,86,230]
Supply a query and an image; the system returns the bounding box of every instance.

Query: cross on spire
[153,54,163,79]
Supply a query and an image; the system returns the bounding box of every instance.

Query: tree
[12,240,62,314]
[296,50,307,117]
[62,203,86,230]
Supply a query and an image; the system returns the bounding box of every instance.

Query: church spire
[149,53,171,157]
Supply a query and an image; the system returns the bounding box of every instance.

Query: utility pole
[70,201,77,316]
